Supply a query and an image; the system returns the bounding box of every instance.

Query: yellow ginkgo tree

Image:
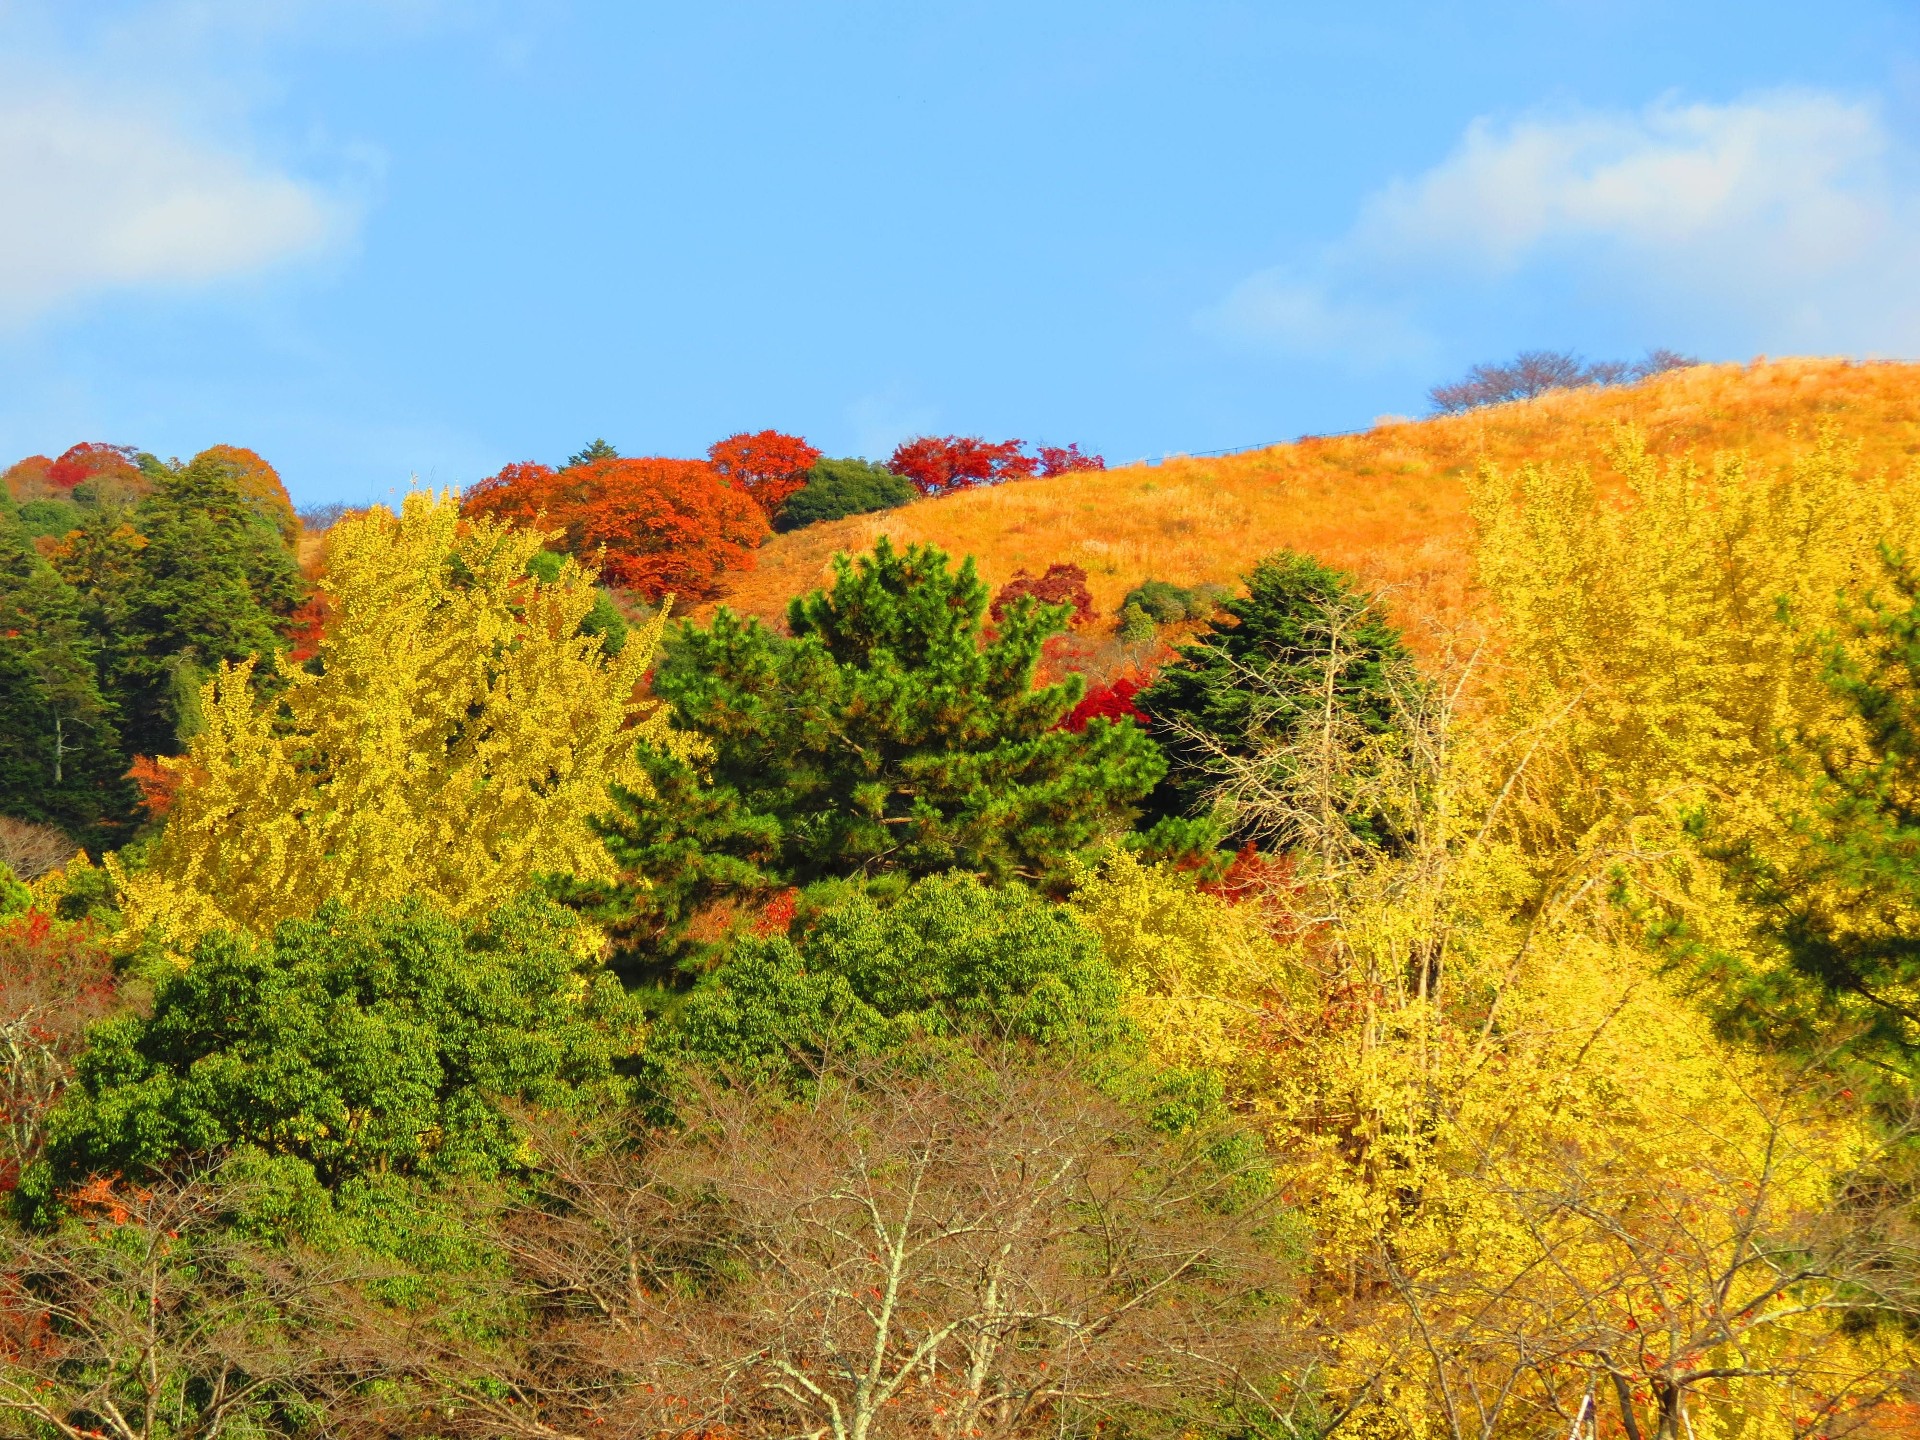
[113,490,680,957]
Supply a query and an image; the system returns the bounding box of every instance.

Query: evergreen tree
[578,540,1162,976]
[56,452,301,756]
[1137,551,1411,846]
[0,514,133,834]
[773,457,917,531]
[652,873,1121,1089]
[565,437,619,469]
[18,895,644,1221]
[1724,550,1920,1062]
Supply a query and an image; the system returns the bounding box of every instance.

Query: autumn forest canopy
[7,356,1920,1438]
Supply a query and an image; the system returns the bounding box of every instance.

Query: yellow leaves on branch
[1473,426,1919,855]
[1069,849,1278,1076]
[114,492,677,956]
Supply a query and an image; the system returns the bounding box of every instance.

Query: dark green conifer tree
[571,539,1162,979]
[1137,551,1412,846]
[0,514,133,834]
[63,451,301,756]
[1719,550,1920,1066]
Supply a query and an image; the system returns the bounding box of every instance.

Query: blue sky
[2,1,1918,506]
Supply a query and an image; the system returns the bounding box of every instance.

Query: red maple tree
[707,430,822,518]
[1035,443,1105,476]
[462,455,769,602]
[46,443,143,492]
[887,435,1105,496]
[887,436,1037,496]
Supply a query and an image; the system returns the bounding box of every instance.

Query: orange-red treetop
[707,430,822,518]
[462,454,768,601]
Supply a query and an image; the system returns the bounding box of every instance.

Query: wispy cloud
[0,87,350,323]
[0,0,435,326]
[1208,90,1920,364]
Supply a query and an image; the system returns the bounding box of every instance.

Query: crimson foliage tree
[992,563,1094,628]
[888,436,1105,496]
[46,443,144,493]
[707,430,822,519]
[888,436,1036,495]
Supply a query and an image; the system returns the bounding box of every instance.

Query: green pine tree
[575,539,1163,978]
[59,451,302,757]
[1721,549,1920,1066]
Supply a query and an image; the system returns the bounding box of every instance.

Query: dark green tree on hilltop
[774,457,917,531]
[565,538,1163,978]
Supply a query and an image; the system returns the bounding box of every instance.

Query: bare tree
[0,818,76,883]
[0,921,120,1184]
[1370,1082,1920,1440]
[1430,349,1697,414]
[452,1055,1306,1440]
[0,1170,363,1440]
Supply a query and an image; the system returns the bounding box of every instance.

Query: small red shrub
[752,887,799,938]
[126,756,185,820]
[992,563,1095,629]
[1061,675,1145,733]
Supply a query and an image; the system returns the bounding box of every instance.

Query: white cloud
[1359,93,1889,273]
[0,88,347,322]
[1211,90,1920,362]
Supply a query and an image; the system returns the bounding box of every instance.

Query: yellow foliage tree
[1078,546,1920,1437]
[112,491,678,956]
[1474,425,1920,1064]
[1068,849,1279,1076]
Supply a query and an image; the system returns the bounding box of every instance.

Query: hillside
[703,357,1920,638]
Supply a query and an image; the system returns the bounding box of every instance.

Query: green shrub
[774,458,917,531]
[1120,579,1226,626]
[1119,600,1157,643]
[19,896,644,1222]
[652,872,1123,1086]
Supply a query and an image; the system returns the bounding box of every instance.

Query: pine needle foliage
[573,538,1162,976]
[1138,551,1411,847]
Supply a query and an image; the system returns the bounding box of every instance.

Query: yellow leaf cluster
[1068,848,1279,1076]
[112,491,681,957]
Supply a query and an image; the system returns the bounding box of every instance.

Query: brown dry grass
[698,357,1920,640]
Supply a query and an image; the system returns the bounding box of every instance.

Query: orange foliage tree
[462,455,768,600]
[707,430,822,518]
[193,444,299,543]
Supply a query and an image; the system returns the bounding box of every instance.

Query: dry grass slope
[701,357,1920,641]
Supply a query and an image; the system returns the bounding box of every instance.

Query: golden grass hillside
[701,357,1920,640]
